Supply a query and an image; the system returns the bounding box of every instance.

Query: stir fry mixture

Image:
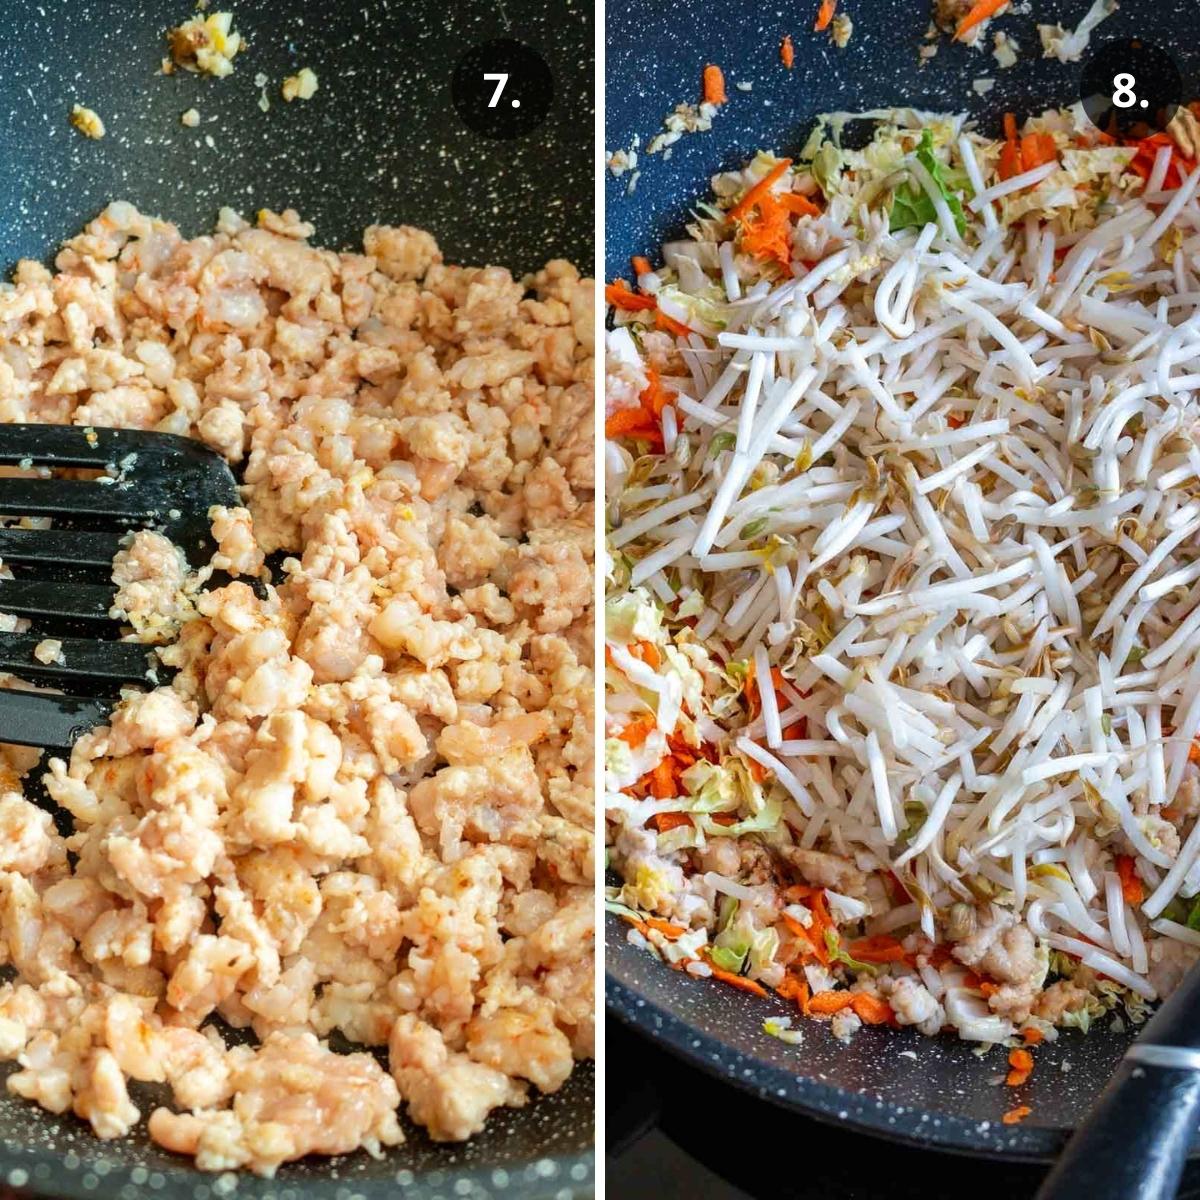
[0,203,594,1173]
[605,103,1200,1053]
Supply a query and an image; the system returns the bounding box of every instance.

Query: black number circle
[451,38,554,141]
[1080,38,1182,138]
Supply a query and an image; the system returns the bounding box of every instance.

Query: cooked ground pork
[951,905,1048,1023]
[0,202,594,1174]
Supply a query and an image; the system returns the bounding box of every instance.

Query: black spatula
[0,424,238,750]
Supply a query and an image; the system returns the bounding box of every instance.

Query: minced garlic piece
[70,104,105,139]
[992,30,1019,69]
[167,10,243,77]
[180,107,201,127]
[281,67,318,102]
[33,639,64,666]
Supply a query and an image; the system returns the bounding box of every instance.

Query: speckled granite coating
[605,0,1200,1160]
[0,1064,594,1200]
[0,1,594,1196]
[1,0,593,276]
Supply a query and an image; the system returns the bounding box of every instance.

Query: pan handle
[1036,966,1200,1200]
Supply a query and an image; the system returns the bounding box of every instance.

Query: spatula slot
[0,634,156,688]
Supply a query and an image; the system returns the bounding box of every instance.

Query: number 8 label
[1080,38,1181,137]
[1112,73,1138,109]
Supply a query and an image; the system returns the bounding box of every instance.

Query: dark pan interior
[0,0,593,1194]
[607,0,1200,274]
[605,0,1200,1160]
[1,0,592,275]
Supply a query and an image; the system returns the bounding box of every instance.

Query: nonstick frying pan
[0,1,594,1196]
[605,0,1200,1168]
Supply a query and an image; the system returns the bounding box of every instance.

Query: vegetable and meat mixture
[605,102,1200,1057]
[0,202,594,1174]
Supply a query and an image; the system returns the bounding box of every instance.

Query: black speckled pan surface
[606,0,1200,1164]
[0,1,593,1196]
[1,0,592,275]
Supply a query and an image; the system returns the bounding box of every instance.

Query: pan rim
[0,1137,595,1200]
[606,967,1066,1162]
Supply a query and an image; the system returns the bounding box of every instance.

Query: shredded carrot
[654,309,693,338]
[649,757,678,800]
[1116,854,1145,906]
[1002,1105,1032,1126]
[979,981,999,998]
[1189,740,1200,765]
[781,911,812,941]
[1008,1047,1034,1072]
[807,892,834,966]
[955,0,1008,41]
[1006,1047,1034,1087]
[1022,1027,1045,1046]
[606,361,681,445]
[996,119,1054,189]
[707,963,767,996]
[631,255,652,276]
[726,163,811,277]
[617,715,656,748]
[645,917,687,939]
[813,0,837,32]
[998,139,1022,182]
[738,192,793,274]
[779,192,821,219]
[850,993,894,1025]
[747,757,769,784]
[651,811,692,833]
[668,732,704,764]
[781,911,828,966]
[633,639,662,669]
[605,279,656,312]
[780,33,795,67]
[709,812,739,826]
[638,365,670,418]
[808,989,853,1014]
[809,887,834,933]
[776,973,810,1013]
[1019,131,1057,173]
[702,63,727,107]
[1127,133,1194,191]
[848,935,910,964]
[604,406,661,442]
[729,158,794,221]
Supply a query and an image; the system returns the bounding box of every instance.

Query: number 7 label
[484,73,509,108]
